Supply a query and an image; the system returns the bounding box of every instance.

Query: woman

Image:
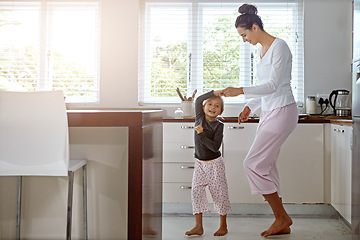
[220,3,298,237]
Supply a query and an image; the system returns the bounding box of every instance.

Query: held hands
[213,87,248,124]
[195,125,204,134]
[213,90,223,96]
[213,87,244,97]
[238,106,251,124]
[217,87,244,97]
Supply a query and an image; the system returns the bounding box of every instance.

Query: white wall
[67,0,353,118]
[304,0,353,99]
[98,0,139,109]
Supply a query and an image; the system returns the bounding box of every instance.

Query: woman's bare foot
[261,216,292,237]
[214,225,228,236]
[185,225,204,236]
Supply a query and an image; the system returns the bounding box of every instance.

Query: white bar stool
[0,91,88,240]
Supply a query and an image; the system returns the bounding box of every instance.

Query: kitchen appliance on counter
[329,89,352,116]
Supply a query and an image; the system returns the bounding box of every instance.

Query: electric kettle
[329,89,352,116]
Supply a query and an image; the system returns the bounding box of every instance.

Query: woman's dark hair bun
[235,3,263,30]
[238,4,258,15]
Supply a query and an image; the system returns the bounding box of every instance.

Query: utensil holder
[181,101,194,117]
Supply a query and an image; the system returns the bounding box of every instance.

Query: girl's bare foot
[185,225,204,236]
[261,216,292,237]
[214,225,228,236]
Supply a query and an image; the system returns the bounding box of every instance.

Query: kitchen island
[0,110,162,240]
[68,110,163,240]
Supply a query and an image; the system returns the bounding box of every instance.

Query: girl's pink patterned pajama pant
[243,103,298,198]
[191,156,231,215]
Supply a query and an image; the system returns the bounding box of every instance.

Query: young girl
[185,90,231,237]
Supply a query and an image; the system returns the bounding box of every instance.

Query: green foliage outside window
[0,7,97,99]
[203,16,241,92]
[148,13,294,99]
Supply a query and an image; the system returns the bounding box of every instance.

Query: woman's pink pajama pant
[243,103,298,198]
[191,156,231,215]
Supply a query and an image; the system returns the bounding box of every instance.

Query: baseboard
[162,203,340,218]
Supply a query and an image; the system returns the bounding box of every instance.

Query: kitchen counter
[164,115,353,124]
[330,119,354,126]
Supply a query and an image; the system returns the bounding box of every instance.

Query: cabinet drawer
[223,123,257,152]
[163,123,195,143]
[163,183,192,202]
[163,142,195,162]
[163,162,194,182]
[162,182,212,203]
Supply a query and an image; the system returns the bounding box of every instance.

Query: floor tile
[162,216,352,240]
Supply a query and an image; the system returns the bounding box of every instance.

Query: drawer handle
[180,186,192,189]
[180,165,194,169]
[181,126,194,129]
[180,145,195,149]
[227,126,245,129]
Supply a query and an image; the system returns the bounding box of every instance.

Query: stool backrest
[0,91,69,176]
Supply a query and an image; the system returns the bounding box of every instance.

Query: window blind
[138,0,304,105]
[0,1,100,103]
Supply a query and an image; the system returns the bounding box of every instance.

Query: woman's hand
[238,106,251,124]
[222,87,244,97]
[195,125,204,134]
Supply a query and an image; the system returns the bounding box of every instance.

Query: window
[0,1,100,103]
[138,0,304,104]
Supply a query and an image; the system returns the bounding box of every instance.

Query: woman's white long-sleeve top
[243,38,296,112]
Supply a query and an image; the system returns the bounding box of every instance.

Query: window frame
[138,0,304,105]
[0,0,100,104]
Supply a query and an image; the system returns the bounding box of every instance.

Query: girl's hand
[195,125,204,134]
[213,90,223,96]
[238,106,251,124]
[222,87,244,97]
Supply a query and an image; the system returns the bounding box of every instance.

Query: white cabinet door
[342,125,352,224]
[331,124,342,216]
[224,123,324,204]
[331,124,352,224]
[278,124,324,203]
[223,123,263,203]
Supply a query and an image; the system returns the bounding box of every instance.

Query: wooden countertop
[329,119,354,126]
[164,115,353,124]
[67,109,162,127]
